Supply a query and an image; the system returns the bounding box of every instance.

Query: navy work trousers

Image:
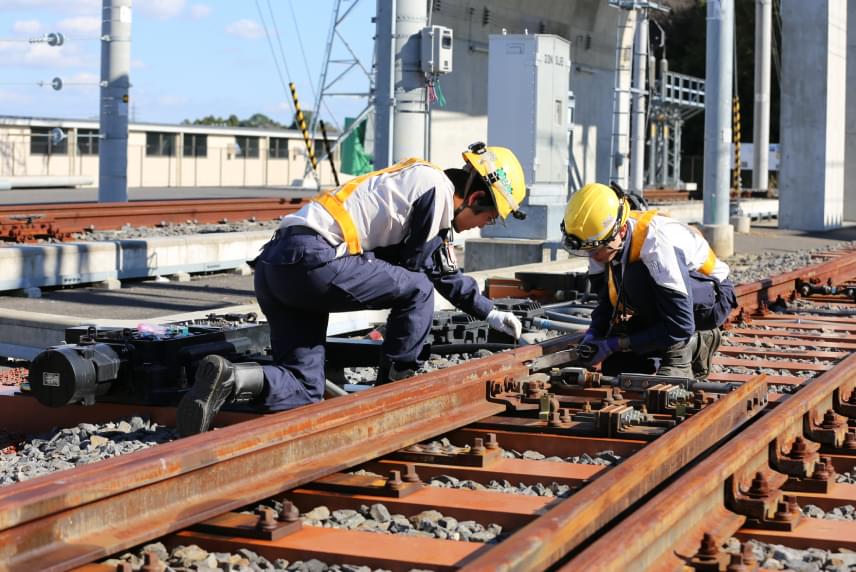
[253,230,434,411]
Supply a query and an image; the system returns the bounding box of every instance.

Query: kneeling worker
[178,142,527,436]
[560,182,737,378]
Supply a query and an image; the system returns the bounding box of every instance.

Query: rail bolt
[278,500,300,523]
[786,436,811,460]
[746,472,772,499]
[256,507,278,532]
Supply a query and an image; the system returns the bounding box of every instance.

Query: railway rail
[0,198,308,243]
[0,247,854,571]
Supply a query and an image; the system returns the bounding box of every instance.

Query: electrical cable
[254,0,296,116]
[286,0,318,102]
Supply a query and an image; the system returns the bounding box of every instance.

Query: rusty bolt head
[560,408,572,423]
[695,532,723,560]
[387,470,403,491]
[278,500,300,523]
[402,463,421,483]
[845,430,856,451]
[812,457,834,481]
[485,433,499,450]
[256,506,278,531]
[746,472,771,499]
[726,553,749,572]
[472,437,486,455]
[141,551,162,572]
[820,409,845,430]
[787,436,810,460]
[741,543,758,566]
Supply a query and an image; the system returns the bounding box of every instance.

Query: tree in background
[181,113,287,129]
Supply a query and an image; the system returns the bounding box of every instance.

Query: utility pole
[752,0,772,195]
[629,9,648,196]
[373,0,428,168]
[702,0,734,256]
[98,0,132,202]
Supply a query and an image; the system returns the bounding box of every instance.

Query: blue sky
[0,0,375,130]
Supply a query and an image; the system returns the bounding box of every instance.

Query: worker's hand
[580,336,620,366]
[580,329,597,346]
[487,309,523,339]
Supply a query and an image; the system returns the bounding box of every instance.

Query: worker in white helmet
[560,182,737,378]
[178,142,528,435]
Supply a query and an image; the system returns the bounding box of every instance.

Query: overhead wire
[286,0,318,102]
[254,0,296,116]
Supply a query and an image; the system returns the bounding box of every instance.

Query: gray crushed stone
[723,537,856,571]
[103,541,399,572]
[75,219,281,241]
[725,244,853,285]
[0,416,176,485]
[251,499,503,543]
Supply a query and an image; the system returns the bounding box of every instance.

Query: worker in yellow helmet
[560,182,737,378]
[177,142,528,436]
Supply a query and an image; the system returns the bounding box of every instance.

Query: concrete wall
[430,0,619,182]
[779,0,847,230]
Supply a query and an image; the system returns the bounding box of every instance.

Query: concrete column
[629,11,648,195]
[610,10,635,190]
[779,0,846,230]
[374,0,427,168]
[702,0,734,257]
[846,0,856,220]
[98,0,131,202]
[752,0,771,194]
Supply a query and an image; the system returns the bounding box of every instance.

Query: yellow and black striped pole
[732,95,741,195]
[289,82,318,174]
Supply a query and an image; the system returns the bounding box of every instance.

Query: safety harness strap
[608,209,719,307]
[313,157,441,255]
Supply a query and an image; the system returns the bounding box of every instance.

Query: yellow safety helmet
[561,182,630,252]
[462,142,527,220]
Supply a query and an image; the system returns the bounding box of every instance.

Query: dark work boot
[177,355,265,436]
[692,328,723,379]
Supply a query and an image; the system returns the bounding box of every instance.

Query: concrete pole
[629,11,648,196]
[98,0,131,202]
[373,0,427,168]
[701,0,734,256]
[845,0,856,220]
[752,0,772,194]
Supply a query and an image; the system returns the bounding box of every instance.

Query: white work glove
[486,309,523,339]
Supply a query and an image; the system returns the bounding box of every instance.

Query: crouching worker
[560,182,738,378]
[177,142,528,436]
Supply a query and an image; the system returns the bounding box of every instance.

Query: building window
[30,127,68,155]
[146,132,176,156]
[77,129,100,155]
[235,135,259,158]
[183,133,207,157]
[269,137,288,159]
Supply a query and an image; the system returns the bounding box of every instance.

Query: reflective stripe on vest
[313,157,441,255]
[607,210,718,307]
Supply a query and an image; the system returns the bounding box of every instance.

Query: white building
[0,115,340,188]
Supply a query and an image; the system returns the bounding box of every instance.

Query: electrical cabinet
[487,33,570,186]
[421,25,453,75]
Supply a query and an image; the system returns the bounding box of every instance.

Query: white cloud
[57,16,101,35]
[0,42,88,69]
[157,94,189,106]
[0,0,99,15]
[137,0,186,20]
[64,72,100,90]
[225,19,263,40]
[190,4,211,20]
[131,58,147,70]
[13,20,41,34]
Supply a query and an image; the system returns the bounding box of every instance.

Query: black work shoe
[177,355,236,437]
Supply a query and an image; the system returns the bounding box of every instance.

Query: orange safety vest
[608,210,718,307]
[313,158,442,255]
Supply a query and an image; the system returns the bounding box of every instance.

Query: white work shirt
[588,214,730,296]
[279,163,454,258]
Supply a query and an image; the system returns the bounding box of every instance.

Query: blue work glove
[581,336,620,366]
[579,329,597,346]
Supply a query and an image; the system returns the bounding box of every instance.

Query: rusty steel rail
[0,197,308,242]
[732,247,856,318]
[0,346,536,571]
[566,351,856,571]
